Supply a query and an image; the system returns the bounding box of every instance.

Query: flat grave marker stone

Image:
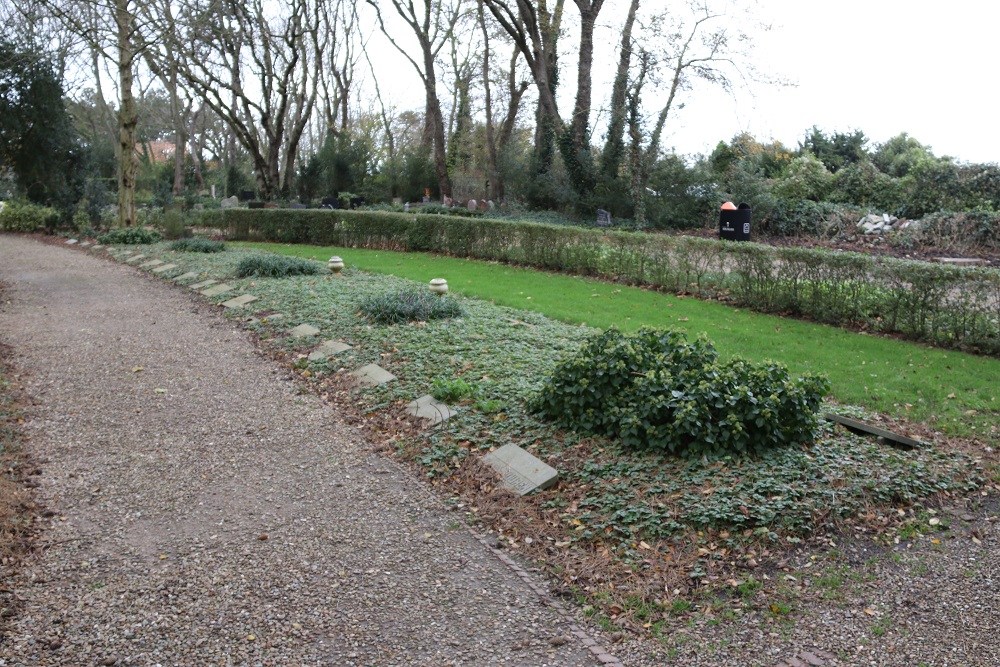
[288,323,320,338]
[189,279,218,290]
[139,259,164,269]
[221,294,259,309]
[484,444,558,496]
[173,271,200,283]
[90,244,104,250]
[152,263,177,274]
[350,363,396,387]
[405,395,457,425]
[125,254,147,264]
[307,340,352,361]
[80,241,91,247]
[65,239,77,245]
[201,283,235,297]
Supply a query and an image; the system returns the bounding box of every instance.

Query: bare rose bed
[0,234,997,667]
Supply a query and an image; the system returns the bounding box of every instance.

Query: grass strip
[238,241,999,440]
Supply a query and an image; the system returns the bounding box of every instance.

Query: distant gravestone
[152,263,177,274]
[307,340,352,362]
[221,294,259,309]
[172,271,200,283]
[596,209,612,227]
[350,363,396,387]
[405,395,456,425]
[288,323,320,338]
[483,444,558,495]
[467,199,478,212]
[201,283,235,297]
[139,259,164,269]
[238,189,255,202]
[189,279,218,290]
[320,196,340,209]
[220,196,239,209]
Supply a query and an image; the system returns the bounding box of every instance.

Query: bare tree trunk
[116,0,137,227]
[601,0,639,179]
[478,0,499,201]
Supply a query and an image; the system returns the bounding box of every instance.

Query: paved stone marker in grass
[173,271,200,283]
[125,254,147,264]
[483,444,558,495]
[405,395,457,425]
[934,257,988,267]
[80,241,91,247]
[65,239,77,245]
[288,323,320,338]
[350,363,396,387]
[307,340,352,361]
[189,279,218,290]
[201,283,235,297]
[221,294,259,309]
[139,259,165,269]
[152,263,177,274]
[91,244,103,250]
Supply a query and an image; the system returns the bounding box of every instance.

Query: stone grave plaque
[139,259,164,269]
[152,263,177,274]
[288,323,320,338]
[80,241,91,247]
[173,271,200,283]
[350,363,396,387]
[91,244,104,250]
[189,279,218,290]
[125,254,147,264]
[65,238,78,244]
[934,257,988,267]
[307,340,352,361]
[201,283,235,297]
[484,444,558,495]
[221,294,259,309]
[405,395,457,425]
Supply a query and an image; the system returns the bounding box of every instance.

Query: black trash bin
[719,202,752,241]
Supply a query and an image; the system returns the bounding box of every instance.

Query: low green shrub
[0,200,60,232]
[357,290,464,325]
[234,254,324,278]
[208,208,1000,355]
[155,209,192,240]
[529,328,830,457]
[171,237,225,253]
[430,377,478,403]
[97,226,162,245]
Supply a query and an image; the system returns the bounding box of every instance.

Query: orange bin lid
[720,201,737,210]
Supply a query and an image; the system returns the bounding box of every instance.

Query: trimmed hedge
[203,208,1000,355]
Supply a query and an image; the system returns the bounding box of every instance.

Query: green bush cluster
[97,226,162,245]
[171,237,225,253]
[430,377,479,403]
[209,208,1000,355]
[357,289,464,325]
[0,200,60,232]
[529,328,830,457]
[234,254,324,278]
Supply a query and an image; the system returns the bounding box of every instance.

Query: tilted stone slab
[934,257,988,267]
[189,279,218,290]
[405,395,457,425]
[307,340,353,361]
[350,363,396,387]
[125,254,147,264]
[221,294,259,309]
[484,444,558,496]
[65,239,78,244]
[152,263,177,274]
[201,283,235,297]
[90,244,104,250]
[79,241,91,247]
[288,323,320,338]
[173,271,200,283]
[139,259,165,269]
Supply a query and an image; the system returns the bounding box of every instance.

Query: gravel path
[0,236,614,666]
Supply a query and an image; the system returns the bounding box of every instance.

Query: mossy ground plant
[171,237,225,253]
[357,290,464,325]
[234,254,324,278]
[98,226,162,245]
[120,242,995,636]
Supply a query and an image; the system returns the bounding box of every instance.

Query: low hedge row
[203,208,1000,355]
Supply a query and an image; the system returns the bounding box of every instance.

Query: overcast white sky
[367,0,999,164]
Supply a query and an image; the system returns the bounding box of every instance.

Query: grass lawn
[238,242,999,441]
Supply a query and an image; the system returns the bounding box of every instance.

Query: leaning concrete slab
[307,340,352,362]
[405,395,457,425]
[221,294,259,309]
[484,444,558,495]
[350,363,396,387]
[288,323,320,338]
[152,263,177,274]
[201,283,235,297]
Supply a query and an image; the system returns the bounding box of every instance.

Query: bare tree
[366,0,462,198]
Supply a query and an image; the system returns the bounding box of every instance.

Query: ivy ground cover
[238,242,1000,442]
[109,241,995,636]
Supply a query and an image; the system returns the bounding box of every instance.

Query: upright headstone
[221,196,239,209]
[467,199,478,212]
[596,209,612,227]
